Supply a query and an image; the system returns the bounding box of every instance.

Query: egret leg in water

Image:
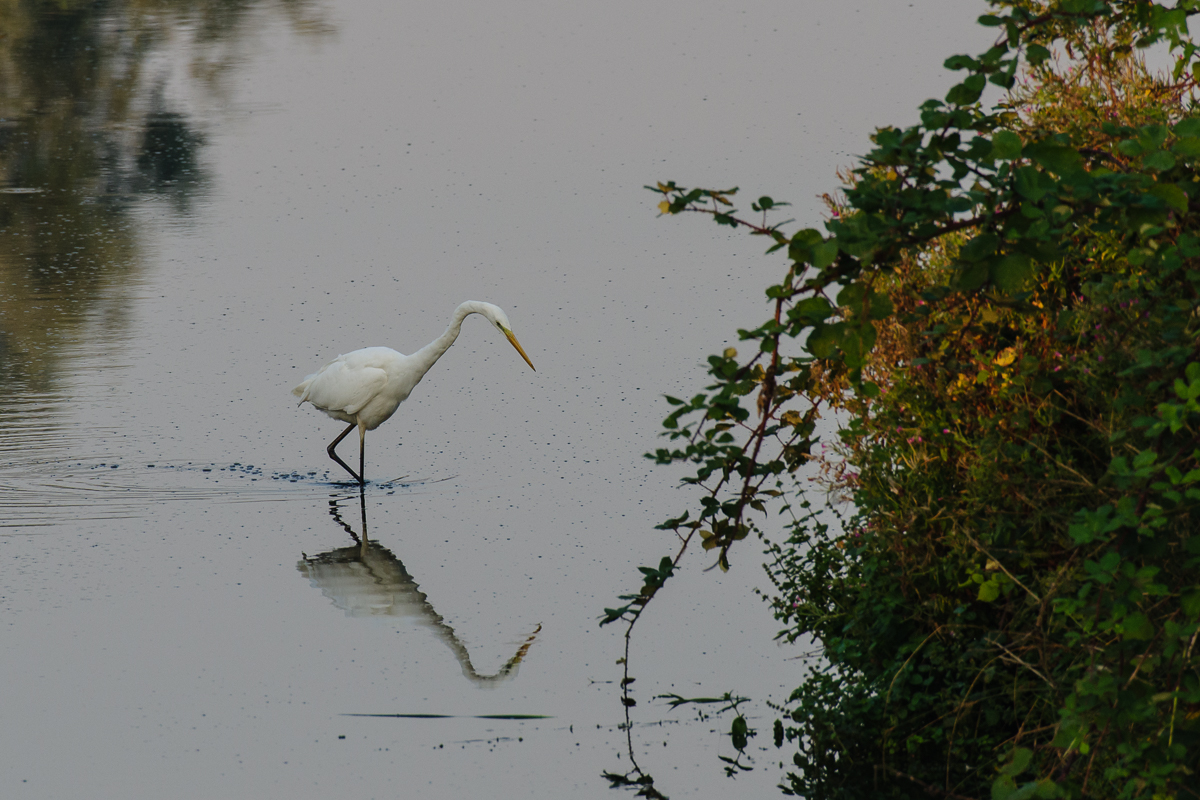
[326,422,364,485]
[293,301,535,484]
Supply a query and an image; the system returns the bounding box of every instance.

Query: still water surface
[1,1,990,797]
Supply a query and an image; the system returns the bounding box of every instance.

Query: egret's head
[475,302,535,371]
[481,303,513,335]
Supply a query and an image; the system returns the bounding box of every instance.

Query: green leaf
[1014,166,1051,201]
[811,239,839,269]
[989,71,1017,89]
[1148,183,1189,213]
[1173,117,1200,137]
[1182,590,1200,617]
[991,130,1023,160]
[836,285,891,321]
[806,323,841,359]
[1139,124,1168,150]
[792,296,833,325]
[1033,779,1057,799]
[731,715,749,751]
[836,283,865,309]
[1023,141,1083,175]
[788,228,824,263]
[959,232,999,261]
[944,54,978,71]
[1123,612,1155,641]
[955,260,990,291]
[1025,44,1051,65]
[1051,724,1083,749]
[1143,150,1177,171]
[991,253,1033,293]
[840,323,876,368]
[869,291,893,320]
[1117,138,1146,157]
[978,579,1001,602]
[1000,748,1033,777]
[946,73,986,105]
[1171,136,1200,157]
[1001,782,1041,800]
[1133,448,1157,469]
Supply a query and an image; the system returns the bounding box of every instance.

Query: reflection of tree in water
[137,108,204,189]
[0,0,331,413]
[299,493,541,686]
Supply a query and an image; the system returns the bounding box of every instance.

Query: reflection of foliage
[605,687,756,796]
[0,0,330,392]
[0,0,333,200]
[139,111,202,184]
[602,555,675,795]
[659,693,755,777]
[608,2,1200,799]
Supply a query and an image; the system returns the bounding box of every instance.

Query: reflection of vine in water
[298,490,540,686]
[599,562,758,799]
[0,1,332,451]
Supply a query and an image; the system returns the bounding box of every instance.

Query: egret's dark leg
[358,426,366,486]
[357,485,368,543]
[327,422,363,484]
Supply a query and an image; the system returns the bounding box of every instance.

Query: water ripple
[0,456,445,531]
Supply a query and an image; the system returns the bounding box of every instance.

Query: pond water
[1,1,990,797]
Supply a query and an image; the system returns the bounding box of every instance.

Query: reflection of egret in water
[298,490,540,686]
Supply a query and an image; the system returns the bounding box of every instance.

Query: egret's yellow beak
[503,329,536,371]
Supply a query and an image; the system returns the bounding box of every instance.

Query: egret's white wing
[296,354,388,416]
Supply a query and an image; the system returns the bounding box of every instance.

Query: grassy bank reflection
[0,0,330,457]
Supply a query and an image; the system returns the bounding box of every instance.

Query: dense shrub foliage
[606,3,1200,798]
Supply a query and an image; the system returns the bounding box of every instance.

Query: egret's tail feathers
[292,375,317,403]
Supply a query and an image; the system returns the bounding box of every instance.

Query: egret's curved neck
[408,301,488,377]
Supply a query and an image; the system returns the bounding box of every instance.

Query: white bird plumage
[293,300,535,484]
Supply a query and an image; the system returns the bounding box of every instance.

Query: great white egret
[292,300,535,484]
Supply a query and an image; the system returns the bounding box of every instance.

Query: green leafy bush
[611,3,1200,798]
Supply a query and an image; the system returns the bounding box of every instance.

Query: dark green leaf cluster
[601,556,675,626]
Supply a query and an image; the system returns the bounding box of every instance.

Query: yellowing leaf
[723,347,738,359]
[658,201,672,214]
[994,347,1017,366]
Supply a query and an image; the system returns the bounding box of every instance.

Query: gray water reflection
[299,489,541,686]
[0,0,329,462]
